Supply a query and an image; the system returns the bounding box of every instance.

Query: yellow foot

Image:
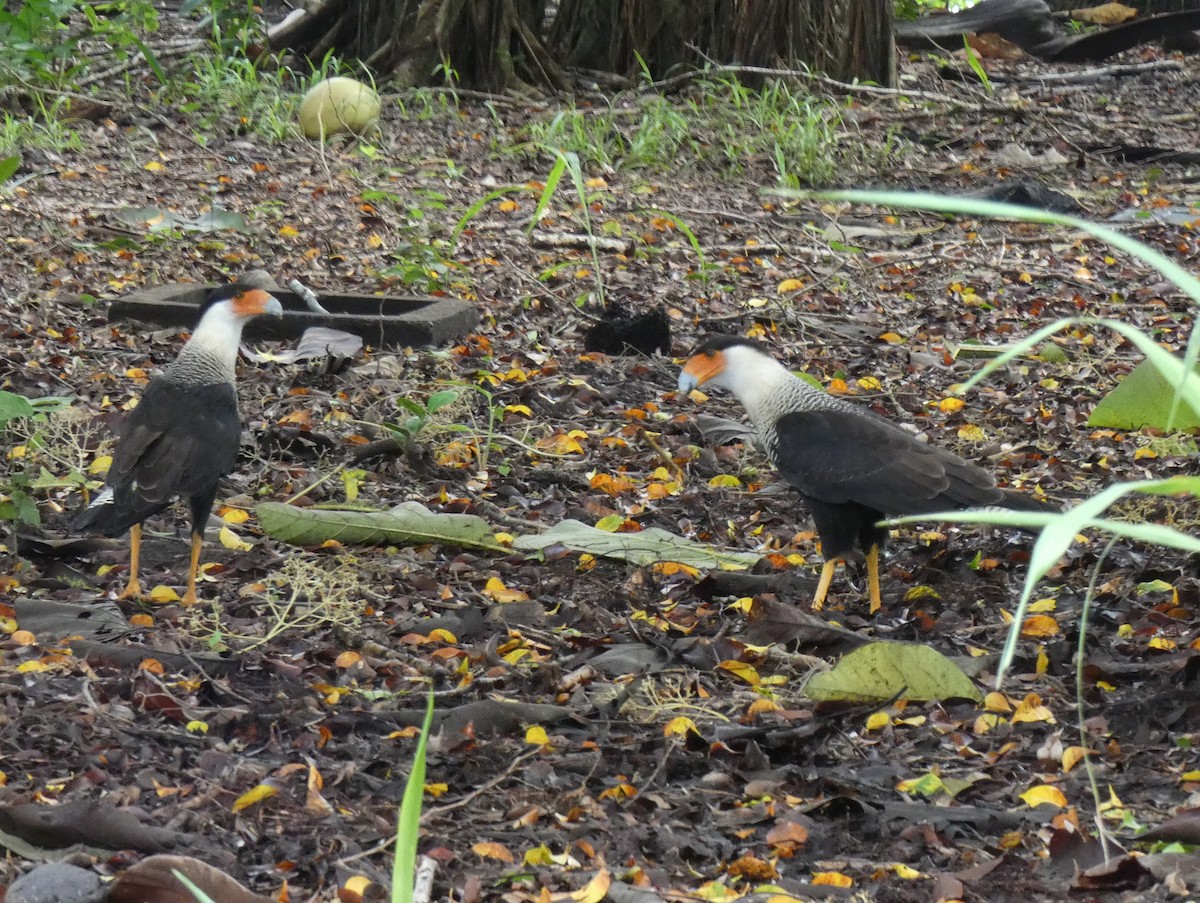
[116,578,143,602]
[179,588,200,607]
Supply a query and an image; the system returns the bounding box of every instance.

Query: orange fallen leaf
[472,842,515,863]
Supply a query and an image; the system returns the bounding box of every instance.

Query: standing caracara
[678,335,1048,613]
[75,283,282,605]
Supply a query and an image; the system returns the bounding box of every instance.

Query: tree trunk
[271,0,569,92]
[551,0,895,88]
[272,0,896,90]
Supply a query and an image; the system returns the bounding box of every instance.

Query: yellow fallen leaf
[537,432,584,454]
[232,782,278,813]
[483,576,529,603]
[525,725,549,746]
[777,278,804,293]
[664,716,698,737]
[220,507,250,524]
[88,455,112,475]
[708,474,742,488]
[746,698,781,717]
[148,585,180,604]
[186,720,209,734]
[812,871,853,887]
[866,711,890,732]
[1020,784,1067,809]
[523,844,556,866]
[1012,693,1056,724]
[1021,614,1059,637]
[342,876,372,896]
[219,526,252,551]
[1062,746,1088,773]
[718,660,760,685]
[594,514,627,532]
[984,691,1013,713]
[335,651,362,669]
[571,868,611,903]
[973,713,1003,734]
[939,397,965,413]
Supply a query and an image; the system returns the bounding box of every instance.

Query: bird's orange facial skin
[231,288,277,318]
[681,350,725,387]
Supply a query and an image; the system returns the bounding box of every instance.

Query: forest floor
[1,32,1199,903]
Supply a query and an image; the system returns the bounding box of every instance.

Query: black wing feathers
[77,381,241,536]
[772,409,1010,516]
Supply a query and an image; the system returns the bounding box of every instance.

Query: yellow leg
[866,544,883,614]
[180,532,203,607]
[117,523,143,600]
[813,559,838,610]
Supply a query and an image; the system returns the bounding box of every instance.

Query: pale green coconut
[298,77,381,139]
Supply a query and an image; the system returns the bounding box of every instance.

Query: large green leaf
[1088,359,1200,430]
[805,642,982,703]
[256,501,509,552]
[513,519,761,569]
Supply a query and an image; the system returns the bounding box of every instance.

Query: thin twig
[423,748,540,819]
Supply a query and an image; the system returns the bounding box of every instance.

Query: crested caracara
[75,283,283,605]
[678,335,1048,613]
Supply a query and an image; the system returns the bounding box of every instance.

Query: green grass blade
[392,687,435,903]
[786,189,1200,304]
[451,185,524,245]
[785,189,1200,433]
[528,151,567,236]
[172,870,216,903]
[889,475,1200,685]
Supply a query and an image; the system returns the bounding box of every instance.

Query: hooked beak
[677,351,725,394]
[232,288,284,319]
